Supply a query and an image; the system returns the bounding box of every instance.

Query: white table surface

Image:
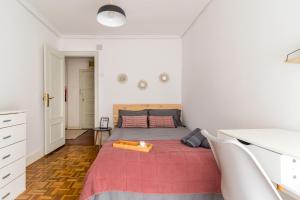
[218,129,300,160]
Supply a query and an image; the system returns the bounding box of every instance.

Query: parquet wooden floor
[16,145,99,200]
[66,130,95,146]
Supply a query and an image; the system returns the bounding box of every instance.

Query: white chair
[201,130,283,200]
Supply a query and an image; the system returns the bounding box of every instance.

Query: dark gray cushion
[201,138,211,149]
[118,110,148,128]
[181,128,211,149]
[148,109,183,127]
[185,131,206,148]
[181,128,201,144]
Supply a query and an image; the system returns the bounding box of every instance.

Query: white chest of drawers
[0,111,26,200]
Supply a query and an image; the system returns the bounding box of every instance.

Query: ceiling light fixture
[97,0,126,27]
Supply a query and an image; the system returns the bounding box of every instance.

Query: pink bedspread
[80,140,221,200]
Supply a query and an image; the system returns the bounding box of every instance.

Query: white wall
[66,57,91,129]
[0,1,58,164]
[182,0,300,133]
[60,38,182,126]
[0,1,182,163]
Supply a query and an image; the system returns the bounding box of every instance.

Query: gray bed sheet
[90,191,223,200]
[108,127,190,141]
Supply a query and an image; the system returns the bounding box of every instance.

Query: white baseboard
[26,150,44,166]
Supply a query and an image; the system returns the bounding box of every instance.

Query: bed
[80,104,222,200]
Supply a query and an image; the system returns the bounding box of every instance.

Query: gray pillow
[185,131,206,148]
[181,128,211,149]
[118,110,148,128]
[181,128,201,144]
[148,109,183,127]
[201,138,211,149]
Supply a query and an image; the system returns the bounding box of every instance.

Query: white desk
[218,129,300,200]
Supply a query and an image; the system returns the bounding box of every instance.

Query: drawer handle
[2,135,11,140]
[2,120,11,123]
[2,154,11,160]
[2,173,11,180]
[1,193,10,200]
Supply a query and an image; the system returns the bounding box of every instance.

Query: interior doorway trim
[63,51,99,129]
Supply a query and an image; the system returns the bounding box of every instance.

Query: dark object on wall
[89,60,94,67]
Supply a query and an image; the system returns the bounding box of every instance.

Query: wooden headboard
[113,104,182,127]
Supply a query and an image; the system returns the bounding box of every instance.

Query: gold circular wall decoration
[159,73,169,83]
[137,80,148,90]
[117,73,128,84]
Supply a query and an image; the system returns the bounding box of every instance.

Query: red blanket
[80,140,221,200]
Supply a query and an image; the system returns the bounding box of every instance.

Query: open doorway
[65,57,95,145]
[44,47,99,154]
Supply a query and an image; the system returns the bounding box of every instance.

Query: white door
[79,70,95,129]
[44,45,65,154]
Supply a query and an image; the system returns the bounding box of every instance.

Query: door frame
[79,69,95,129]
[63,51,99,130]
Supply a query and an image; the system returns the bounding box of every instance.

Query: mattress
[81,128,223,200]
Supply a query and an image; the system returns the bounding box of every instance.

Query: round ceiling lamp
[97,1,126,28]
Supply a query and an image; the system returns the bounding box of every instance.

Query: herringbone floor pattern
[16,145,99,200]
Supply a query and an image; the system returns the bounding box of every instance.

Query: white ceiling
[24,0,210,36]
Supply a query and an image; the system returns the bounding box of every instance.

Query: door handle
[2,154,11,160]
[2,173,11,180]
[3,135,12,140]
[1,192,10,199]
[43,93,54,107]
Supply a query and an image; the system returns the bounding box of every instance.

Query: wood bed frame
[113,104,182,127]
